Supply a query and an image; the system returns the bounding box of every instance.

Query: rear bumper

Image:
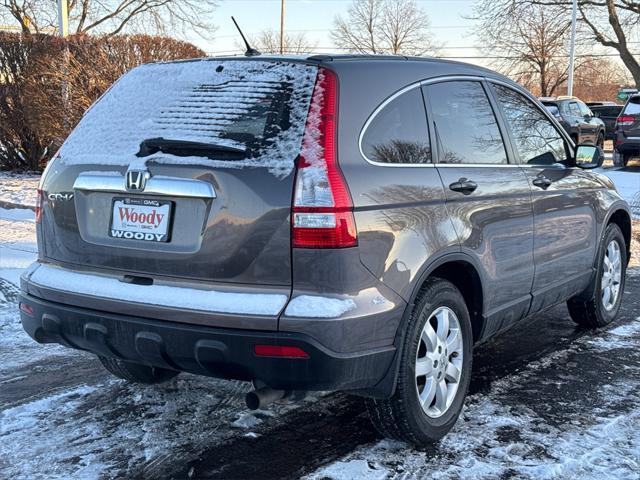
[19,292,396,394]
[615,134,640,153]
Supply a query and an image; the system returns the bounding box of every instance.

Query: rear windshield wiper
[137,137,247,160]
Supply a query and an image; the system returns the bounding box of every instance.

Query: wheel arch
[607,207,632,266]
[371,253,486,399]
[407,253,487,344]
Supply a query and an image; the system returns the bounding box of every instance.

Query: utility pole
[567,0,577,96]
[57,0,70,129]
[280,0,285,54]
[57,0,69,37]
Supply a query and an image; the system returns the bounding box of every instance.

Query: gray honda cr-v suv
[20,55,632,445]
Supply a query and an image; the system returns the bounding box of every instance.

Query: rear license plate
[110,198,172,242]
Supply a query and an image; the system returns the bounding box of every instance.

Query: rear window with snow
[59,60,318,177]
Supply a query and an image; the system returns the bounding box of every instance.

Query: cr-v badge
[48,193,74,201]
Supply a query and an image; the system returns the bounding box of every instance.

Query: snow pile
[0,209,37,288]
[231,412,263,429]
[0,172,40,208]
[311,459,389,480]
[58,60,317,177]
[29,264,288,316]
[285,295,356,318]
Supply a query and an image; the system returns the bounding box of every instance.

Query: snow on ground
[307,316,640,480]
[0,208,37,288]
[596,167,640,219]
[0,172,39,209]
[0,207,59,371]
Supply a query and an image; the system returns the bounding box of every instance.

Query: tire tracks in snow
[168,273,640,480]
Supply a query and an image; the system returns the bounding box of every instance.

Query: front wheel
[596,133,604,150]
[366,277,472,445]
[567,223,626,328]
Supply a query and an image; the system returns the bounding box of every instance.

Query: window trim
[358,82,435,168]
[486,79,575,168]
[358,75,576,169]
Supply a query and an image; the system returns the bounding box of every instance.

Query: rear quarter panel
[329,60,462,301]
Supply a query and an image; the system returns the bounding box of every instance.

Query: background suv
[20,56,632,446]
[614,93,640,167]
[591,103,623,140]
[541,96,606,147]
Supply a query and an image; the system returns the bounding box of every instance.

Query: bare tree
[572,57,631,100]
[331,0,440,55]
[1,0,53,33]
[248,29,317,54]
[577,0,640,87]
[1,0,217,38]
[473,1,598,96]
[478,0,640,87]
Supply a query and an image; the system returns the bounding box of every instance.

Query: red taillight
[19,302,34,316]
[35,188,43,223]
[254,345,310,359]
[616,115,635,127]
[292,68,357,248]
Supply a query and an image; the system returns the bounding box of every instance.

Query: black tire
[98,355,180,384]
[622,152,634,167]
[366,277,473,445]
[596,132,604,149]
[567,223,627,328]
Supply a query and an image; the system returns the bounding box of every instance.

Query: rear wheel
[366,278,472,445]
[622,152,634,167]
[98,356,180,384]
[567,223,626,328]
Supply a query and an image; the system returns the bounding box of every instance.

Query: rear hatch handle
[73,172,216,199]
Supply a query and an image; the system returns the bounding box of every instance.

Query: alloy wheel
[602,239,622,311]
[415,306,464,418]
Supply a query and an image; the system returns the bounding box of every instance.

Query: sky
[190,0,486,65]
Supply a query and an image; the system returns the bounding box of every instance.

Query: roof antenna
[231,16,261,57]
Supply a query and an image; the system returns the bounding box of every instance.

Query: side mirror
[584,114,592,121]
[575,144,604,169]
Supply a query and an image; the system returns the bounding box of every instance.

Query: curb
[0,200,36,211]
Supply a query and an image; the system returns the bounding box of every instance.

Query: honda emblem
[126,170,149,191]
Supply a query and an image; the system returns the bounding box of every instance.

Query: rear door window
[361,87,431,164]
[425,81,507,165]
[492,84,568,166]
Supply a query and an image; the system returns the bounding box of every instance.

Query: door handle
[532,175,552,189]
[449,178,478,195]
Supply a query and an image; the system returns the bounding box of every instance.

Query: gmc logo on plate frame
[126,170,149,191]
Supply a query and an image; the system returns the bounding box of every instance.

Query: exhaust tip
[245,391,261,411]
[245,387,286,410]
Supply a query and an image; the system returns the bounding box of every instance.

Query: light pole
[280,0,285,54]
[57,0,69,37]
[57,0,70,128]
[567,0,578,96]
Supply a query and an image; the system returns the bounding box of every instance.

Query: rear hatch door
[620,95,640,138]
[39,59,317,291]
